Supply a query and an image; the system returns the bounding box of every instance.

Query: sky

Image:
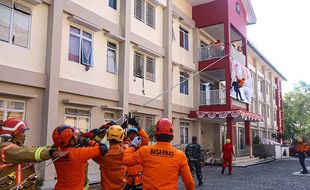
[247,0,310,94]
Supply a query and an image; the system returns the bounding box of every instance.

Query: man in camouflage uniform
[185,136,204,186]
[0,118,60,190]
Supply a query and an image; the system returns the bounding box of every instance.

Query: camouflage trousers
[188,160,202,181]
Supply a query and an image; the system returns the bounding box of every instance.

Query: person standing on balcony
[231,80,243,101]
[214,39,222,57]
[221,138,235,175]
[185,136,204,186]
[295,138,309,174]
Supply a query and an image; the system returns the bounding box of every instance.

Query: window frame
[108,0,117,10]
[107,41,117,74]
[0,1,32,48]
[180,71,189,95]
[0,98,26,121]
[180,121,189,144]
[64,107,91,133]
[68,25,93,66]
[133,51,156,82]
[146,2,155,28]
[103,111,117,123]
[134,0,156,29]
[179,26,189,50]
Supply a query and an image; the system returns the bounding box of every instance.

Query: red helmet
[52,125,77,148]
[0,118,29,135]
[155,118,173,136]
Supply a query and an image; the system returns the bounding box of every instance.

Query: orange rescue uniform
[53,145,101,190]
[222,144,234,174]
[93,143,127,190]
[296,143,309,153]
[125,128,149,186]
[124,142,195,190]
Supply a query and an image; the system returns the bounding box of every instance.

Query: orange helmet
[155,118,173,136]
[0,118,29,135]
[52,125,77,148]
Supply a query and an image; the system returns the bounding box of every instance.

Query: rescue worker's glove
[81,128,107,143]
[130,136,142,149]
[78,136,90,146]
[100,121,117,130]
[99,143,109,156]
[128,117,140,130]
[49,148,67,159]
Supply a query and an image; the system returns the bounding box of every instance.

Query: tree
[283,81,310,141]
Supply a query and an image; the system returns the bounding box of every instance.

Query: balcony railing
[230,45,246,65]
[200,89,226,105]
[198,44,225,61]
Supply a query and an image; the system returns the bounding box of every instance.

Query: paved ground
[90,159,310,190]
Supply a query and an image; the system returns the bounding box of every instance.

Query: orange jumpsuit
[222,144,234,174]
[93,143,127,190]
[53,145,101,190]
[125,128,149,186]
[123,142,195,190]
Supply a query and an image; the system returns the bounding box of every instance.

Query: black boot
[221,167,225,174]
[198,180,203,186]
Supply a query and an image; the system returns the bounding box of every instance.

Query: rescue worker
[295,138,309,174]
[93,125,128,190]
[221,138,235,175]
[124,118,195,190]
[52,125,108,190]
[0,118,61,190]
[123,117,149,190]
[185,136,204,186]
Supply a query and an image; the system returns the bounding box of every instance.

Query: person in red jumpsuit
[221,138,235,175]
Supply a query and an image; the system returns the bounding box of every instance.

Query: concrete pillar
[42,0,63,180]
[245,121,253,157]
[162,0,173,119]
[118,0,131,115]
[226,117,235,145]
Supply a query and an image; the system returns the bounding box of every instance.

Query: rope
[8,42,243,189]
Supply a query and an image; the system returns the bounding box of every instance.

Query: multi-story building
[0,0,285,186]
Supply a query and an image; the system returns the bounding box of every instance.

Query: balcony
[200,89,226,105]
[199,44,225,61]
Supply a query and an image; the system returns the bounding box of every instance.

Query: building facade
[0,0,285,186]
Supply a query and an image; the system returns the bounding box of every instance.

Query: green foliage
[283,81,310,141]
[253,136,261,144]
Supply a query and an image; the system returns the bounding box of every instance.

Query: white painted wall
[130,0,164,47]
[71,0,120,25]
[60,13,119,90]
[0,4,48,73]
[129,45,164,100]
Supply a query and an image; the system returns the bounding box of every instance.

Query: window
[68,26,93,66]
[266,84,269,95]
[133,51,156,82]
[134,0,156,28]
[104,112,116,123]
[180,71,189,95]
[107,42,117,74]
[0,99,25,121]
[267,106,270,118]
[134,0,144,21]
[64,107,90,133]
[0,0,31,48]
[179,27,189,50]
[146,3,155,28]
[180,122,189,144]
[108,0,117,10]
[145,57,155,81]
[134,52,144,78]
[132,115,154,131]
